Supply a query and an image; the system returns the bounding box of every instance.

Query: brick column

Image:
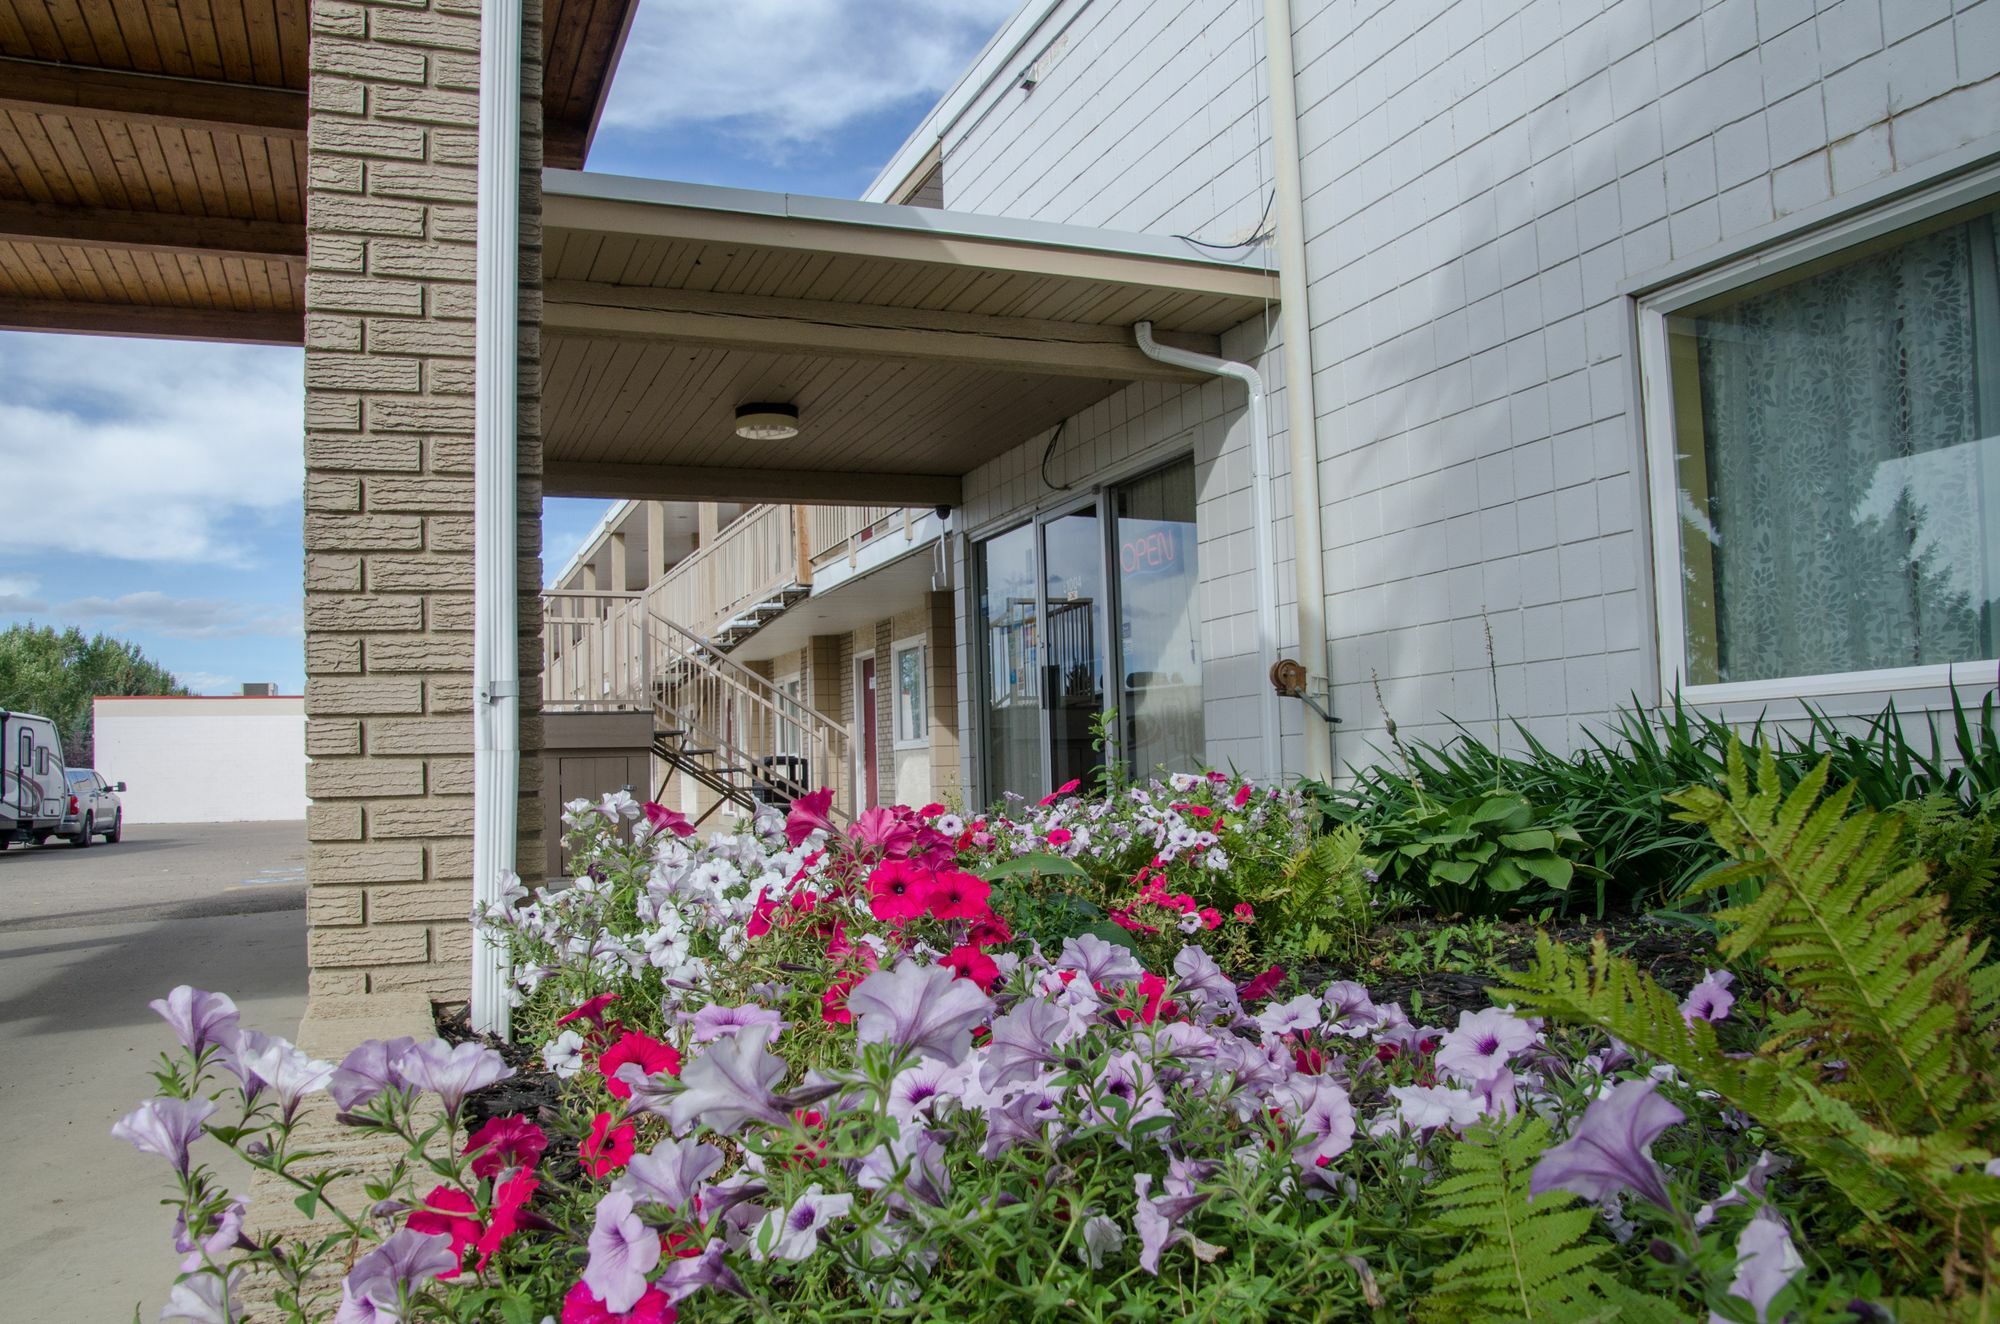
[304,0,544,998]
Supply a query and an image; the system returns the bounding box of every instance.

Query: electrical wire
[1174,188,1276,254]
[1039,420,1069,490]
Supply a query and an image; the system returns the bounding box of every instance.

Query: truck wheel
[72,814,93,848]
[105,814,122,843]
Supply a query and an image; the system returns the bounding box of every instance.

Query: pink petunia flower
[866,860,931,923]
[599,1032,681,1101]
[561,1280,675,1324]
[581,1112,637,1178]
[463,1114,547,1179]
[405,1186,480,1278]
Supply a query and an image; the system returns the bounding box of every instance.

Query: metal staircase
[540,589,853,827]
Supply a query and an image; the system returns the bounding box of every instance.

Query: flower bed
[122,752,2000,1321]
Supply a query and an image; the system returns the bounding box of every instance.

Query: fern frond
[1422,1117,1622,1322]
[1669,743,2000,1141]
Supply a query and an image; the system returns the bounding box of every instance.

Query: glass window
[66,769,92,786]
[1114,459,1204,776]
[894,643,927,744]
[1661,198,2000,687]
[977,522,1042,801]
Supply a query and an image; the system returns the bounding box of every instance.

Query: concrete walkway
[0,822,309,1321]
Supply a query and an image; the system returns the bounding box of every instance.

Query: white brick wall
[936,0,2000,785]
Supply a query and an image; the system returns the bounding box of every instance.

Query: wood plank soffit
[0,57,308,139]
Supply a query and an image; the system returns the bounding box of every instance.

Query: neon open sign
[1120,527,1179,576]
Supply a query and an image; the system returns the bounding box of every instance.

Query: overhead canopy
[0,0,635,345]
[541,170,1277,506]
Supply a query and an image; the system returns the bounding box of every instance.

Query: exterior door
[1040,505,1107,793]
[858,657,879,808]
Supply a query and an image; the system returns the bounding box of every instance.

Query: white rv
[1,710,68,846]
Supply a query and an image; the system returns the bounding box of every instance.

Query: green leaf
[1080,922,1140,951]
[1499,829,1556,851]
[1517,855,1574,888]
[1432,860,1478,884]
[983,852,1088,881]
[293,1191,319,1219]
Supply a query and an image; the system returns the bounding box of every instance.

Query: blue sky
[0,0,1012,696]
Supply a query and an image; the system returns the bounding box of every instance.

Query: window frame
[891,635,928,749]
[1637,162,2000,707]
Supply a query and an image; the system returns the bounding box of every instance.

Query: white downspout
[471,0,523,1037]
[1264,0,1334,782]
[1133,321,1282,782]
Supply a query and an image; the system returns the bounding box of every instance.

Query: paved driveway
[0,821,308,1320]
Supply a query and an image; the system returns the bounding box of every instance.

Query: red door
[860,657,879,808]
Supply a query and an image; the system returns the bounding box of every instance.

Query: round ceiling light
[734,402,800,441]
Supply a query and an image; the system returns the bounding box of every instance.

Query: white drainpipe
[1133,321,1283,782]
[471,0,523,1037]
[1264,0,1334,782]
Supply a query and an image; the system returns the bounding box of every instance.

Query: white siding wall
[94,697,308,824]
[940,0,2000,785]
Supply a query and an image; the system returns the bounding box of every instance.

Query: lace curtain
[1681,214,2000,685]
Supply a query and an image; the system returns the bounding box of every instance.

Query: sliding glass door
[974,458,1203,803]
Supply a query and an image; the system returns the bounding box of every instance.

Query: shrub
[1362,788,1585,918]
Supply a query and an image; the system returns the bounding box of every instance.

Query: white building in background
[866,0,2000,799]
[93,695,307,824]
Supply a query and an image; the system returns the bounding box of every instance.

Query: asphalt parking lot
[0,821,308,1319]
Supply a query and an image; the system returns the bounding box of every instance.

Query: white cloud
[55,591,302,640]
[0,334,302,566]
[0,574,45,612]
[602,0,1015,153]
[173,670,245,696]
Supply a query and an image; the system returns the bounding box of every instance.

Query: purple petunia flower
[1256,993,1324,1038]
[1529,1077,1685,1212]
[752,1183,853,1261]
[668,1022,788,1136]
[1057,933,1144,985]
[1726,1210,1803,1322]
[1681,969,1737,1025]
[392,1041,512,1119]
[161,1267,239,1323]
[887,1059,960,1123]
[980,1079,1065,1159]
[847,960,993,1063]
[980,999,1066,1088]
[1081,1213,1126,1268]
[336,1228,457,1324]
[113,1097,216,1174]
[1321,981,1385,1037]
[233,1035,336,1122]
[1171,946,1239,1008]
[656,1237,747,1303]
[853,1121,952,1210]
[330,1037,416,1112]
[1696,1150,1787,1227]
[1384,1084,1483,1135]
[150,987,241,1056]
[616,1137,725,1213]
[1434,1007,1539,1084]
[585,1189,662,1313]
[175,1196,251,1271]
[690,1002,787,1044]
[1132,1172,1224,1275]
[1285,1079,1357,1176]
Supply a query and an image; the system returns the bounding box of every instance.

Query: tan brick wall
[304,0,544,999]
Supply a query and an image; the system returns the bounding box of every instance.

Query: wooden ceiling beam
[0,296,303,346]
[0,57,307,139]
[0,200,304,264]
[543,280,1220,384]
[545,460,963,508]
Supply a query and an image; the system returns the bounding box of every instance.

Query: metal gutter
[471,0,523,1038]
[1134,321,1283,782]
[1264,0,1334,782]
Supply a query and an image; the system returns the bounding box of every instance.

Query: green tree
[0,624,188,766]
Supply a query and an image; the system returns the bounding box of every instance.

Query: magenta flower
[667,1023,788,1135]
[1529,1078,1685,1211]
[616,1137,725,1213]
[393,1040,513,1119]
[784,787,837,846]
[642,801,697,838]
[113,1096,215,1174]
[149,987,240,1056]
[1680,969,1736,1025]
[1434,1007,1539,1084]
[1725,1211,1803,1322]
[848,960,993,1063]
[690,1002,787,1044]
[1057,933,1143,985]
[336,1228,457,1324]
[848,806,916,859]
[330,1037,416,1111]
[584,1189,662,1313]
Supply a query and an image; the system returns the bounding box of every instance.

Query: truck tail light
[68,795,79,814]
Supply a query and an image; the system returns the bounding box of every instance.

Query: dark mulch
[1300,911,1731,1022]
[437,1003,579,1179]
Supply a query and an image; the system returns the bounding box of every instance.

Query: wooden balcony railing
[645,503,811,642]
